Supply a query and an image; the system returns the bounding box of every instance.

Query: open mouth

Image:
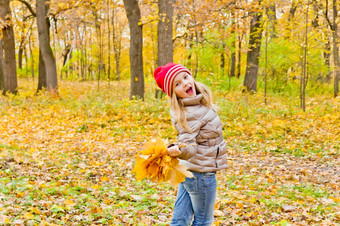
[186,87,194,95]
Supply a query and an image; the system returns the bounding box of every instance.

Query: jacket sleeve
[170,109,204,160]
[176,128,200,160]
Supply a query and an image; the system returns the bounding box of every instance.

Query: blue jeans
[170,171,217,226]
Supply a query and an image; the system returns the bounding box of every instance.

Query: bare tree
[0,0,18,95]
[123,0,144,100]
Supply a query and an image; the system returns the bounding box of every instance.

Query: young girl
[154,63,228,225]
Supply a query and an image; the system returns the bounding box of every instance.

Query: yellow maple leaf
[160,155,172,166]
[133,138,193,186]
[170,165,193,186]
[141,138,167,155]
[148,162,159,177]
[133,157,149,180]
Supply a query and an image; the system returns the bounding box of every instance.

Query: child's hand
[167,145,181,157]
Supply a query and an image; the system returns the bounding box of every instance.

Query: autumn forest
[0,0,339,225]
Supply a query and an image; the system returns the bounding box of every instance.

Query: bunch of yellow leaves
[133,138,193,186]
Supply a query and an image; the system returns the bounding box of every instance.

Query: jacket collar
[181,94,203,106]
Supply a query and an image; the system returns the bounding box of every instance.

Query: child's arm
[176,131,199,159]
[170,109,205,159]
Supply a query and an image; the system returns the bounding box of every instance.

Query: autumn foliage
[133,138,193,186]
[0,80,339,224]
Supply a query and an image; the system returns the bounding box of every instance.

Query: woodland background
[0,0,339,225]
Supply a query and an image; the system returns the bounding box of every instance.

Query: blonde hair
[170,81,219,132]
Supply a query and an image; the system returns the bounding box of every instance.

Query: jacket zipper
[215,147,219,168]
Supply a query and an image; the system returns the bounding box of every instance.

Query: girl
[154,63,228,225]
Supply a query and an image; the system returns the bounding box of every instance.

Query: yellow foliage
[64,199,76,207]
[24,212,35,220]
[133,138,193,186]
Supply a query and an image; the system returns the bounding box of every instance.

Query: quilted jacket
[170,94,228,172]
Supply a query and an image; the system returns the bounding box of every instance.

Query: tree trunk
[37,50,47,91]
[62,44,71,67]
[77,31,82,80]
[36,0,58,93]
[244,8,263,92]
[28,34,34,81]
[0,38,4,89]
[107,0,111,81]
[24,46,28,75]
[221,43,225,76]
[301,3,309,112]
[94,13,102,88]
[112,8,121,81]
[230,40,236,77]
[230,10,236,77]
[187,33,194,68]
[0,0,18,95]
[332,0,340,97]
[123,0,144,100]
[18,41,24,69]
[157,0,174,66]
[156,0,174,98]
[84,22,87,80]
[18,13,26,70]
[79,27,84,80]
[89,29,93,80]
[68,50,73,79]
[285,0,298,38]
[324,38,331,82]
[267,3,277,38]
[264,38,267,106]
[151,23,157,74]
[237,34,242,78]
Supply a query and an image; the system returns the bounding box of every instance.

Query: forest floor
[0,79,339,225]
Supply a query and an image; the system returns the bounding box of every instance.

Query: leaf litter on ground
[0,80,339,224]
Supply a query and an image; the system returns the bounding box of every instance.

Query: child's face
[172,72,196,98]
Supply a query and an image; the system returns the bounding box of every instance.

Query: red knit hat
[153,63,192,96]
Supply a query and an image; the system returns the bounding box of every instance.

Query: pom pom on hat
[153,63,191,96]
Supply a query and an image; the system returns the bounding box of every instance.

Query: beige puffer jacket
[170,94,228,172]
